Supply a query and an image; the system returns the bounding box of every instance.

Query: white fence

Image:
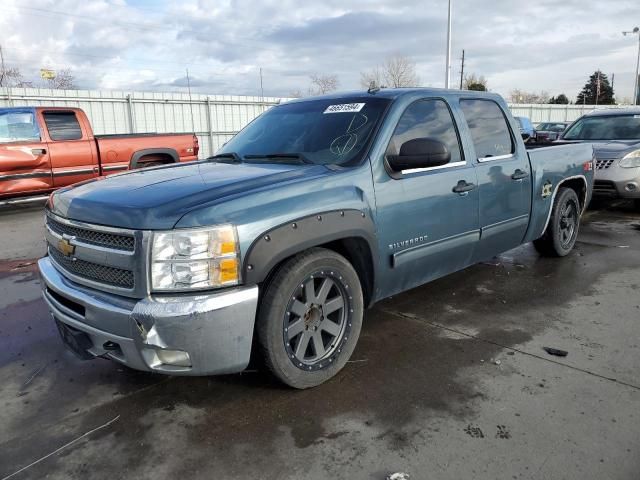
[508,103,633,123]
[2,87,635,157]
[0,87,288,159]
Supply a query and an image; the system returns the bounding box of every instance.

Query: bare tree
[288,90,303,98]
[309,74,339,95]
[0,65,33,87]
[360,54,420,89]
[44,68,76,89]
[360,65,385,89]
[509,89,550,104]
[382,54,420,88]
[463,73,488,91]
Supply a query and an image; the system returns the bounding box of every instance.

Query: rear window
[563,114,640,141]
[0,110,40,143]
[43,111,83,141]
[460,99,514,158]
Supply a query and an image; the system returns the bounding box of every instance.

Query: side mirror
[387,138,451,171]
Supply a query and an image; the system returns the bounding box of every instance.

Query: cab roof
[584,106,640,117]
[284,87,503,104]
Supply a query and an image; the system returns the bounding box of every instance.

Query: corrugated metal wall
[2,87,634,156]
[0,87,287,158]
[508,103,633,123]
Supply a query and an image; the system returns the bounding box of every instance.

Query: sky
[1,0,639,102]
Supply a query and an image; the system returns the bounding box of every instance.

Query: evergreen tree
[549,94,569,104]
[576,71,615,105]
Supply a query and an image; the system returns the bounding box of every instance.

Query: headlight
[151,225,240,291]
[619,150,640,168]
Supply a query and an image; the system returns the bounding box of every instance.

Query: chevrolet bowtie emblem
[57,237,76,257]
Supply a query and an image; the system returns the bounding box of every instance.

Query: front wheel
[257,248,364,389]
[533,187,581,257]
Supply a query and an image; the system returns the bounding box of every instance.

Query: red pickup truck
[0,107,199,203]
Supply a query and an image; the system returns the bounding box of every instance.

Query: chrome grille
[595,159,615,170]
[46,215,135,251]
[49,247,135,289]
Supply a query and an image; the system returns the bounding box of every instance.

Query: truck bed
[523,142,595,243]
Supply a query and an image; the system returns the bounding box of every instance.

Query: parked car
[515,116,535,142]
[0,107,199,204]
[38,89,594,388]
[535,122,569,142]
[559,108,640,209]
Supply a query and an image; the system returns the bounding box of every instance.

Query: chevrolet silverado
[38,89,594,388]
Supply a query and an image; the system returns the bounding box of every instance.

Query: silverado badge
[57,237,76,257]
[541,181,553,198]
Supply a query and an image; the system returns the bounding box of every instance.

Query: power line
[5,5,267,48]
[1,46,234,72]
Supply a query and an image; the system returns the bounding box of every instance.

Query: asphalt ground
[0,200,639,480]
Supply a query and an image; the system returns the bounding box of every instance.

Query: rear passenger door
[459,99,532,261]
[42,111,98,187]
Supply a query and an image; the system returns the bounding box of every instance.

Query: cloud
[1,0,638,100]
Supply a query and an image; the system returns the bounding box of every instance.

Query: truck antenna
[367,81,380,94]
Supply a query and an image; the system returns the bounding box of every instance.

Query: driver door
[373,98,480,297]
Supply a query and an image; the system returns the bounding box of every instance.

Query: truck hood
[49,161,329,229]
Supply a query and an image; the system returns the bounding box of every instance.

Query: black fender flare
[243,209,378,300]
[130,148,179,168]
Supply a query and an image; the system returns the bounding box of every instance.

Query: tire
[533,187,581,257]
[257,247,364,389]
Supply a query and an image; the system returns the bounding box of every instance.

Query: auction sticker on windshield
[324,103,366,114]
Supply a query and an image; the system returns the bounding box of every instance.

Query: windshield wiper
[244,153,313,165]
[207,152,243,163]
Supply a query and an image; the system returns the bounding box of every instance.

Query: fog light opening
[142,348,192,368]
[624,183,638,192]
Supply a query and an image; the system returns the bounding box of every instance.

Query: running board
[0,195,49,207]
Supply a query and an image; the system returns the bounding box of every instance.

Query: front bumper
[593,165,640,199]
[38,257,259,375]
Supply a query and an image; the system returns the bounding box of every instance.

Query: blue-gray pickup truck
[38,88,595,388]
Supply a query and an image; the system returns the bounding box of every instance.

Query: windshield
[0,110,40,143]
[563,114,640,140]
[537,122,567,132]
[217,97,390,166]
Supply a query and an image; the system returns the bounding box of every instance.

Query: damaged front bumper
[38,257,259,375]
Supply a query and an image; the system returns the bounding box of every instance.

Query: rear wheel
[257,248,363,389]
[533,187,581,257]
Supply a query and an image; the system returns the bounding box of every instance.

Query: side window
[387,99,463,167]
[459,99,514,159]
[0,111,40,143]
[43,111,83,141]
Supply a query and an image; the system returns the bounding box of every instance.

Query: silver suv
[561,108,640,209]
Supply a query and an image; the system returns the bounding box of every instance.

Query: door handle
[31,148,47,155]
[511,169,528,180]
[452,180,477,194]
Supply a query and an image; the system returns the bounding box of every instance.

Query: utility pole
[459,49,465,89]
[259,67,264,106]
[623,27,640,105]
[0,44,6,87]
[610,72,614,92]
[186,68,195,136]
[445,0,452,88]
